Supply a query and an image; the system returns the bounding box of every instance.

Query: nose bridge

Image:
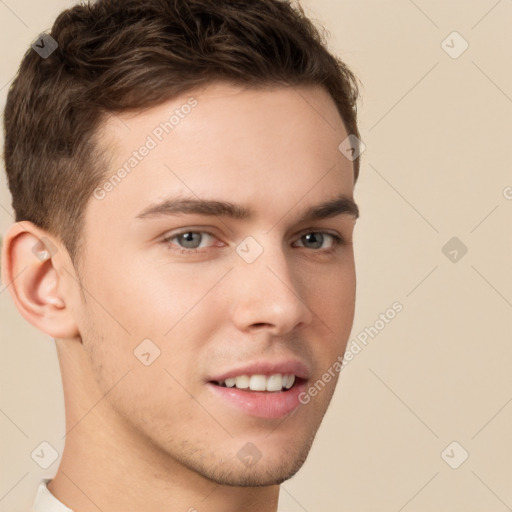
[229,233,313,333]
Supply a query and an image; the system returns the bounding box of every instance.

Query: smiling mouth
[209,374,305,393]
[207,374,309,419]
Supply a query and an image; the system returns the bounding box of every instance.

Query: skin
[2,82,358,512]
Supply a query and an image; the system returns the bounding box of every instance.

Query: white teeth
[217,373,296,391]
[235,375,250,389]
[249,374,267,391]
[266,374,283,392]
[224,377,236,388]
[283,374,295,390]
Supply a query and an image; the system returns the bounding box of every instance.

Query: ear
[1,221,80,339]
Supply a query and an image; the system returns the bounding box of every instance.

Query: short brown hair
[3,0,361,266]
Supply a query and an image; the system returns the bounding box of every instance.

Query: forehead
[90,82,354,225]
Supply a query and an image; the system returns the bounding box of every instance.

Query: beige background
[2,0,512,510]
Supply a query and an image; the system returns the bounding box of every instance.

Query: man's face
[71,82,357,486]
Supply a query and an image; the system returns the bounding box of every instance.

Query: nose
[228,237,314,336]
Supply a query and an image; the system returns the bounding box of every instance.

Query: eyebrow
[135,194,359,222]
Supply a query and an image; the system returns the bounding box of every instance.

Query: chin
[204,457,308,487]
[183,436,316,488]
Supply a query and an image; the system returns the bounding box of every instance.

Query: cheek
[78,298,202,424]
[76,257,227,393]
[82,251,225,336]
[305,263,356,376]
[307,261,356,329]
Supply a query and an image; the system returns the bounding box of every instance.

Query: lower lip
[206,380,307,419]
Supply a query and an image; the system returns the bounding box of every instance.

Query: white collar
[32,479,73,512]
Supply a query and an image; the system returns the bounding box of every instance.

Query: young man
[1,0,362,510]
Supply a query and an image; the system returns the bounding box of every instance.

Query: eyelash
[162,230,346,255]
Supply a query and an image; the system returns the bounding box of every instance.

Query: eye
[163,231,218,253]
[294,232,344,252]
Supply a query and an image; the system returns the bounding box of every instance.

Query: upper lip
[208,358,311,382]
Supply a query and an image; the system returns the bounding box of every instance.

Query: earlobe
[1,222,80,339]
